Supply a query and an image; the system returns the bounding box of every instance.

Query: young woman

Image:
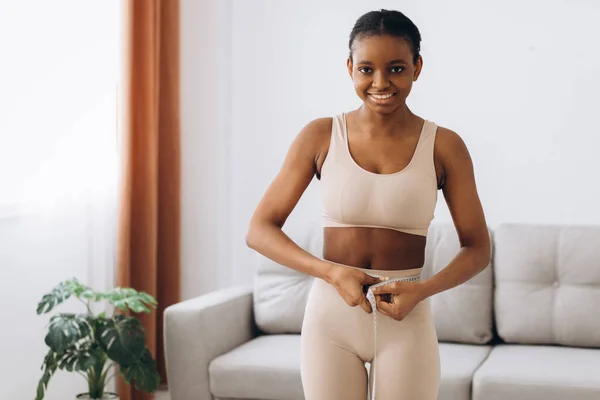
[246,9,491,400]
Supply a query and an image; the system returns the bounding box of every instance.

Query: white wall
[0,207,114,399]
[180,0,232,299]
[182,0,600,292]
[227,0,600,285]
[0,1,119,398]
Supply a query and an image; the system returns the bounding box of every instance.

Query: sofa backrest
[493,224,600,348]
[252,223,495,345]
[252,223,319,334]
[422,224,494,344]
[252,222,600,348]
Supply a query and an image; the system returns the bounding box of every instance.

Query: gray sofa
[164,223,600,400]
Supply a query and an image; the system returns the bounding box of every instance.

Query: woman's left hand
[371,280,426,321]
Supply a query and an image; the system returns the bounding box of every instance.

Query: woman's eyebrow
[388,59,408,65]
[356,59,408,65]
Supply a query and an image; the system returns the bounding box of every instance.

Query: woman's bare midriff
[323,226,426,271]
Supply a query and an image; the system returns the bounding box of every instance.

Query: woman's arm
[246,118,336,282]
[418,127,491,298]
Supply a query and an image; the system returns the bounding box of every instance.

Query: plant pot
[76,393,119,399]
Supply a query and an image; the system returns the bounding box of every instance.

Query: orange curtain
[116,1,180,399]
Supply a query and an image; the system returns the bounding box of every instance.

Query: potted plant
[35,278,161,399]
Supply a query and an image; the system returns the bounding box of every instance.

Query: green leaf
[36,278,99,314]
[35,350,58,400]
[104,287,157,314]
[65,278,96,296]
[98,315,145,365]
[36,283,72,315]
[56,343,103,372]
[120,348,161,393]
[45,314,92,353]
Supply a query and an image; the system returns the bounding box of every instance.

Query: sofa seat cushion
[438,343,492,400]
[209,334,304,400]
[473,344,600,400]
[209,334,492,400]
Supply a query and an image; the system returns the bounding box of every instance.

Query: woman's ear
[413,55,423,81]
[347,57,353,79]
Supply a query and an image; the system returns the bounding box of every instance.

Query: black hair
[349,9,421,64]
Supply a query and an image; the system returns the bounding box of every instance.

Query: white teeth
[370,93,394,100]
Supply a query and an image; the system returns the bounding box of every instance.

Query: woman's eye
[390,66,404,73]
[358,67,372,74]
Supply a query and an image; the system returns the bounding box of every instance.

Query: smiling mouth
[367,92,396,100]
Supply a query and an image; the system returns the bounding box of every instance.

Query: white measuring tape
[365,273,422,400]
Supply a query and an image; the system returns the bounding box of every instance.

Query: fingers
[376,300,400,320]
[376,299,392,314]
[376,306,392,319]
[358,297,373,314]
[371,282,397,295]
[375,298,406,321]
[373,280,412,295]
[363,273,387,285]
[375,293,392,304]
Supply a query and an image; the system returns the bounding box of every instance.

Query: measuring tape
[365,273,422,400]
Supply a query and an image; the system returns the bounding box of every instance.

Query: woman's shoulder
[432,122,461,141]
[294,116,334,148]
[302,116,333,134]
[433,124,473,166]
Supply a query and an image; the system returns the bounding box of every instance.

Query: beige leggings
[300,267,440,400]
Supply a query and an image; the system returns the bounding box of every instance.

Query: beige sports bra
[319,113,438,236]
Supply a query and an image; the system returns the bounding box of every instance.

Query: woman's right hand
[326,263,385,314]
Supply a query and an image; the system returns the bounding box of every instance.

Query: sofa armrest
[164,285,255,400]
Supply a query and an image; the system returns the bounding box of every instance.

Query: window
[0,1,120,215]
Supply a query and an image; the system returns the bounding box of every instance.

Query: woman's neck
[353,104,419,138]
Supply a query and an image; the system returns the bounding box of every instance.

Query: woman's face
[347,34,422,115]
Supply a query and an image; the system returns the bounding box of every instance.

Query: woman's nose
[372,72,391,90]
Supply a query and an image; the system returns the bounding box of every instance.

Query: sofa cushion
[494,224,600,347]
[209,335,304,400]
[252,224,319,334]
[472,344,600,400]
[437,343,493,400]
[422,224,494,344]
[209,334,491,400]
